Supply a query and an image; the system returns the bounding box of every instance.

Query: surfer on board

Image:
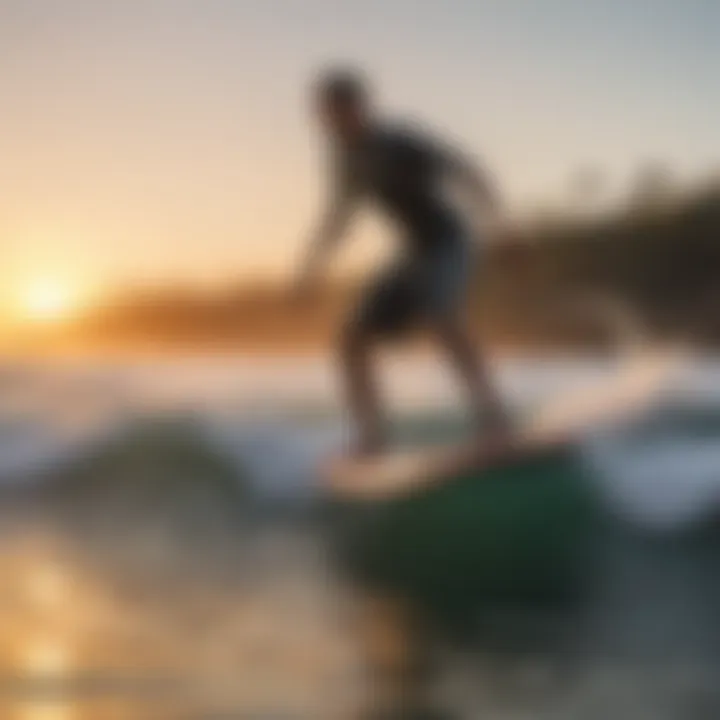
[293,67,513,456]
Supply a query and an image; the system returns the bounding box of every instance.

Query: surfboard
[323,347,682,501]
[323,347,684,624]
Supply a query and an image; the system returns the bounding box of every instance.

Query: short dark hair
[315,67,368,107]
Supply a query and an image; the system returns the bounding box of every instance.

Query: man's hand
[290,266,320,305]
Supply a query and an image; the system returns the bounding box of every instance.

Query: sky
[1,0,718,313]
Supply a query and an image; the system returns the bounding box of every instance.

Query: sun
[20,280,78,323]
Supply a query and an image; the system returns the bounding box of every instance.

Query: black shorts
[349,230,474,338]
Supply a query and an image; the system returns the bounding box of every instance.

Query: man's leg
[421,229,511,438]
[339,322,386,455]
[339,263,414,455]
[433,314,511,437]
[435,316,510,435]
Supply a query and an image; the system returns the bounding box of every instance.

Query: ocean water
[2,351,720,519]
[1,351,720,719]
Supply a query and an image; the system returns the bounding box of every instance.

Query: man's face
[316,96,364,141]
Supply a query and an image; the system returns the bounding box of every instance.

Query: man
[294,67,511,456]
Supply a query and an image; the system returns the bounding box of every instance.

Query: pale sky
[1,0,718,309]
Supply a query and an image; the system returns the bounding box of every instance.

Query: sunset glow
[18,280,79,324]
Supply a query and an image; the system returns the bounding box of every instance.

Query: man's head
[314,67,370,140]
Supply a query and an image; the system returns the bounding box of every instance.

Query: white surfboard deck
[323,347,686,502]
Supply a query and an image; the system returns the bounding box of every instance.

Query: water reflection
[21,640,71,677]
[17,704,73,720]
[25,563,67,610]
[2,549,75,720]
[0,522,363,720]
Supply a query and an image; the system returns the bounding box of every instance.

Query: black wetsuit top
[331,120,466,252]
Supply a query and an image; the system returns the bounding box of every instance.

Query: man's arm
[299,193,355,280]
[438,141,502,220]
[431,134,528,267]
[294,159,358,294]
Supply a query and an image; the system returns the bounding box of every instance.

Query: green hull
[329,444,601,628]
